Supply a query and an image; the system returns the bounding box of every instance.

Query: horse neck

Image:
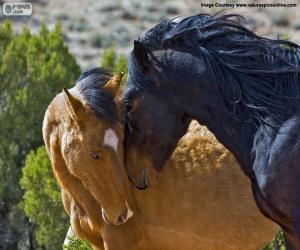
[194,109,257,177]
[164,53,257,176]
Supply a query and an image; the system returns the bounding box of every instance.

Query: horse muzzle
[101,202,134,225]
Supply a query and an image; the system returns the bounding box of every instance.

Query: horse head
[43,69,134,226]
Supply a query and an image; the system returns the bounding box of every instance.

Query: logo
[3,3,32,16]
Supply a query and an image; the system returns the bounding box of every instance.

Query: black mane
[76,67,119,122]
[136,13,300,125]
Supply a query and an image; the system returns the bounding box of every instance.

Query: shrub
[64,235,92,250]
[20,146,69,249]
[0,20,80,249]
[264,230,286,250]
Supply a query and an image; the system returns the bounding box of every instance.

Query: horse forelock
[76,67,119,123]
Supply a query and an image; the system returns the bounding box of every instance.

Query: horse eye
[124,101,133,112]
[90,152,101,160]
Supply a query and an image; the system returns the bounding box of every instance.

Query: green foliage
[114,54,128,75]
[20,146,69,249]
[101,47,117,70]
[0,20,80,249]
[264,230,286,250]
[0,20,80,204]
[101,47,128,88]
[64,235,92,250]
[0,21,13,70]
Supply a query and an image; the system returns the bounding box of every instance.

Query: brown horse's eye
[90,152,101,160]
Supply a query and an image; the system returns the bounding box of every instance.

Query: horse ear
[62,88,84,124]
[133,40,150,71]
[103,72,123,98]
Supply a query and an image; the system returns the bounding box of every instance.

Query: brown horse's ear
[103,72,123,98]
[133,40,150,71]
[62,88,84,124]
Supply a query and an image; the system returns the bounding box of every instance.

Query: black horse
[124,13,300,249]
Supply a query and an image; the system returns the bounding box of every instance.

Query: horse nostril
[116,211,127,225]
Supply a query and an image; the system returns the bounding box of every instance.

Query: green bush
[0,20,80,249]
[20,146,69,249]
[64,235,92,250]
[264,230,286,250]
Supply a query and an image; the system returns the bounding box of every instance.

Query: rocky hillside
[1,0,300,69]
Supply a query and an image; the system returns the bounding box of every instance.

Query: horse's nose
[116,211,127,225]
[115,203,134,225]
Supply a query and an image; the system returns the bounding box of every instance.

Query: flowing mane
[75,67,119,122]
[136,13,300,125]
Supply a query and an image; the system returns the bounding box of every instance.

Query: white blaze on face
[103,128,119,152]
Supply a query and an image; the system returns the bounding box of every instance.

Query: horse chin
[128,165,162,189]
[146,165,162,186]
[101,204,134,225]
[128,174,148,190]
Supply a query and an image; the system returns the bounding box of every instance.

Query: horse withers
[43,68,134,240]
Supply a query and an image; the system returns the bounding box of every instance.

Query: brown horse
[43,68,278,250]
[43,69,134,234]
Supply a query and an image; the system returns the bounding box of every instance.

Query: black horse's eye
[124,101,133,112]
[90,152,101,160]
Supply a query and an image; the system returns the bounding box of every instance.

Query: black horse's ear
[133,40,150,71]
